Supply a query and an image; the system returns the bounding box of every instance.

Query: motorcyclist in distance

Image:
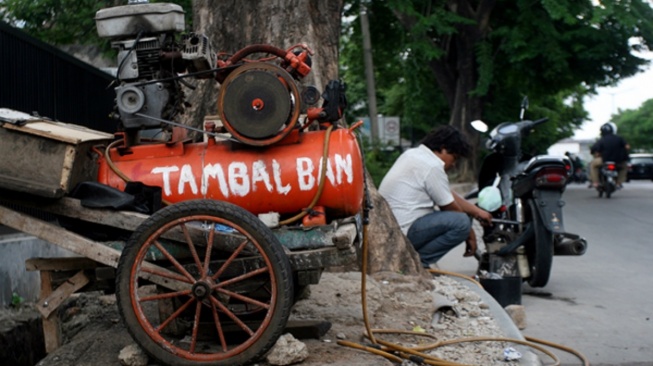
[589,122,630,189]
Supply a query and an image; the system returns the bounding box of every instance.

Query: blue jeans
[407,211,471,267]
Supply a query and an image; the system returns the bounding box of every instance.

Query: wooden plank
[2,120,114,144]
[0,205,190,293]
[0,204,122,268]
[25,257,100,272]
[39,271,61,353]
[37,270,90,319]
[0,195,148,232]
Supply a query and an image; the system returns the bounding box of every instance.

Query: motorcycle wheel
[525,199,553,287]
[606,183,614,198]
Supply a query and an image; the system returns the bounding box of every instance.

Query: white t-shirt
[378,145,454,234]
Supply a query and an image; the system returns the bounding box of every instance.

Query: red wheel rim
[128,214,279,362]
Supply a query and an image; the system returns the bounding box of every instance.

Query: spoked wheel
[524,199,553,287]
[116,200,293,366]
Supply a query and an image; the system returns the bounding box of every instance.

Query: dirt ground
[13,269,526,366]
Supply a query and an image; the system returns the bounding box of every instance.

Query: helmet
[600,123,614,136]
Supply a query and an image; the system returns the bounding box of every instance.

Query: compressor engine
[96,0,217,143]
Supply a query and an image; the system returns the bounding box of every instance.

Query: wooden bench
[25,257,115,353]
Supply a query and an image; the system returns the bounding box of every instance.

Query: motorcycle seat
[523,155,567,173]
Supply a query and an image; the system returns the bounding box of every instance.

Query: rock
[98,294,116,306]
[364,175,426,277]
[266,333,309,365]
[504,304,527,330]
[118,344,148,366]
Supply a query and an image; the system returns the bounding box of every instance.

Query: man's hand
[474,208,493,227]
[464,228,478,257]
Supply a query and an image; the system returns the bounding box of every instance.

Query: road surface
[440,180,653,366]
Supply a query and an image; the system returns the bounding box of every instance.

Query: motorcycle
[468,97,587,287]
[596,161,619,198]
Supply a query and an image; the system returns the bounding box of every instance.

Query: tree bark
[188,0,424,276]
[363,172,426,277]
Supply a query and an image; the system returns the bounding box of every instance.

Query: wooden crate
[0,108,114,198]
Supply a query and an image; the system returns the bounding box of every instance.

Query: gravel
[20,270,529,366]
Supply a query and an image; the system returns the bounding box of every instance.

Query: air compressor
[93,1,365,224]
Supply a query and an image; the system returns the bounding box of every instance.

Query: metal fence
[0,21,116,133]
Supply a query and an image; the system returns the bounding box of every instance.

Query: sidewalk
[452,276,542,365]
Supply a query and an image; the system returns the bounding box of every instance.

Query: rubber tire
[606,183,614,198]
[525,199,554,288]
[116,199,293,366]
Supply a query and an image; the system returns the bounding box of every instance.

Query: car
[627,153,653,181]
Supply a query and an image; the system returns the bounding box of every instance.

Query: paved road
[440,180,653,366]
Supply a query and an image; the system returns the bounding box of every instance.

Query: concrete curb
[451,277,542,366]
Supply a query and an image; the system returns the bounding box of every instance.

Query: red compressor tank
[96,127,364,219]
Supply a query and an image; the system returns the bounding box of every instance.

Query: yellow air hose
[279,124,334,226]
[337,215,591,366]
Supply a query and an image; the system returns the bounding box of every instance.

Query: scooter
[596,161,619,198]
[468,97,587,287]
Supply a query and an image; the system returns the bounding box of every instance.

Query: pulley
[217,62,301,146]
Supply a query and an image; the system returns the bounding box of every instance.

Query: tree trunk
[363,172,426,277]
[188,0,423,276]
[393,0,496,181]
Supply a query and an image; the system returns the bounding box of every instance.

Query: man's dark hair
[419,125,471,158]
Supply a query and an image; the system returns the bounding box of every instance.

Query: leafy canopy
[341,0,653,156]
[613,99,653,151]
[0,0,193,55]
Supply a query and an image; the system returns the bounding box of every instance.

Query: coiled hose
[336,217,591,366]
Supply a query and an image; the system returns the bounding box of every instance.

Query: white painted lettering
[252,160,273,192]
[202,163,229,197]
[178,164,199,195]
[318,157,336,185]
[297,157,316,191]
[272,160,291,195]
[151,166,179,196]
[229,162,250,196]
[335,154,353,184]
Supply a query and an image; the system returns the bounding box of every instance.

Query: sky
[574,52,653,140]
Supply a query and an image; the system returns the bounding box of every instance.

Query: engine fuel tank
[96,128,364,218]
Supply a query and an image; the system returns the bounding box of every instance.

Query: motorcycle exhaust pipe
[554,237,588,256]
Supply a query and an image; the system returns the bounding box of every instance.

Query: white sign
[355,115,401,146]
[380,116,400,146]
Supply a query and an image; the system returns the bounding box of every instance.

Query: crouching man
[378,125,492,269]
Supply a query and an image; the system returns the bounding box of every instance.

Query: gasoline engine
[94,1,362,224]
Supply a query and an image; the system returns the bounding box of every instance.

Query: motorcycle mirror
[470,120,488,133]
[520,96,529,120]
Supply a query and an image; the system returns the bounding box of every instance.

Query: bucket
[480,277,522,308]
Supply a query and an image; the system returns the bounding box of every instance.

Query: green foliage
[0,0,193,56]
[613,99,653,151]
[1,0,106,44]
[11,292,24,308]
[340,1,450,146]
[340,0,653,159]
[361,142,401,187]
